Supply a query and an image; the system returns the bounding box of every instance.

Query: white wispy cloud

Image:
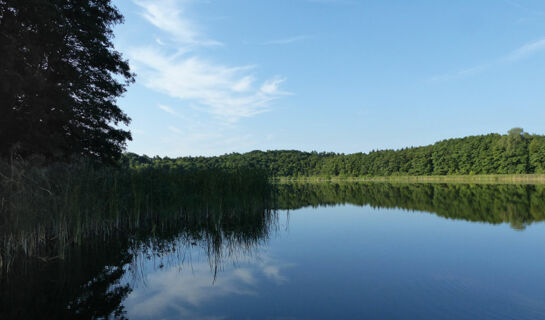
[168,126,183,134]
[430,37,545,82]
[504,38,545,62]
[152,102,259,156]
[131,46,289,122]
[158,104,177,115]
[503,0,544,15]
[131,0,289,123]
[306,0,357,4]
[134,0,221,46]
[261,35,312,45]
[429,64,492,82]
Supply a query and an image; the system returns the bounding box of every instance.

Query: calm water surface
[4,183,545,319]
[125,207,545,319]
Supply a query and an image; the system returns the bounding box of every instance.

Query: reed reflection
[2,182,545,318]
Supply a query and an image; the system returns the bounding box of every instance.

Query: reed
[0,157,272,276]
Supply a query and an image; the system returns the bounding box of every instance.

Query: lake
[3,182,545,319]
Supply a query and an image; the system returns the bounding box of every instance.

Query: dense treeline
[125,128,545,177]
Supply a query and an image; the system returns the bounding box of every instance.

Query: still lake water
[3,183,545,319]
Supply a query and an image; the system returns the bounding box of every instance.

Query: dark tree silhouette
[0,0,133,163]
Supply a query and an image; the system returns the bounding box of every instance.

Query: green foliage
[0,0,133,163]
[125,129,545,177]
[529,136,545,173]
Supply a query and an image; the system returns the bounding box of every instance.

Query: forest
[125,128,545,177]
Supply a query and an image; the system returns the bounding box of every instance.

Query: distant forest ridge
[124,128,545,177]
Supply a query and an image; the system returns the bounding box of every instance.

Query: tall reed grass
[0,157,272,276]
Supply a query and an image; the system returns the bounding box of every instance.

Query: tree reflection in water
[3,182,545,318]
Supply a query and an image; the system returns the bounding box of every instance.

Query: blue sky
[112,0,545,157]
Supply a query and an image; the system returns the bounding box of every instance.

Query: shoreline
[272,174,545,185]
